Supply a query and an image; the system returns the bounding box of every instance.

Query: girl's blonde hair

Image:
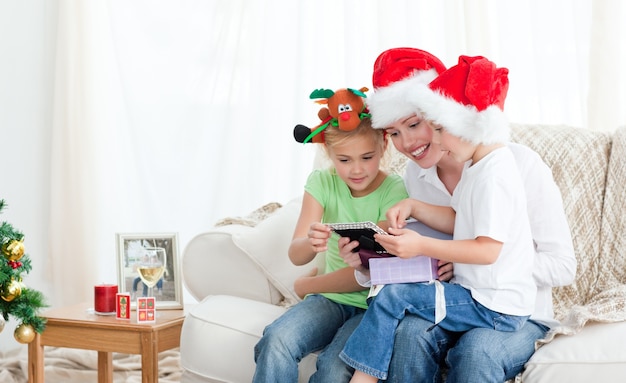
[315,117,393,170]
[323,117,386,154]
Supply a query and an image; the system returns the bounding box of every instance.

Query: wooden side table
[27,302,186,383]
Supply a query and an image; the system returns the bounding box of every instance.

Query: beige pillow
[232,197,312,306]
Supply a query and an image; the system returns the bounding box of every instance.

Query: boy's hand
[374,227,423,258]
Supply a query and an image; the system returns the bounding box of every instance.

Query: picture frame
[115,232,183,310]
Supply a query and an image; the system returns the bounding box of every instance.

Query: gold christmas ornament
[1,278,22,302]
[14,323,36,344]
[2,239,25,261]
[0,316,5,333]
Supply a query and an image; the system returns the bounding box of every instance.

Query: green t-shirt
[304,169,409,309]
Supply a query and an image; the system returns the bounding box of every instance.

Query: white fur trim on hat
[405,83,510,145]
[368,69,439,129]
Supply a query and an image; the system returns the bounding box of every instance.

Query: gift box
[369,255,439,285]
[137,297,156,323]
[116,292,131,320]
[368,220,450,284]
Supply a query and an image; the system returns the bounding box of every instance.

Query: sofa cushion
[232,197,313,306]
[522,320,626,382]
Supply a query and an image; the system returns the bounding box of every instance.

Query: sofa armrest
[182,196,306,306]
[182,224,283,304]
[180,295,290,383]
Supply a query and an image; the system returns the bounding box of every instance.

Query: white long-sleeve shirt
[404,142,576,328]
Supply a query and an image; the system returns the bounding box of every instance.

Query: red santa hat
[368,47,447,129]
[411,55,510,144]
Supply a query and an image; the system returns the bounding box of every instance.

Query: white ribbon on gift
[433,280,446,324]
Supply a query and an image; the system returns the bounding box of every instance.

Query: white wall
[1,2,211,353]
[0,0,56,352]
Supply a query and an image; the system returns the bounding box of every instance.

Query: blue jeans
[386,314,548,383]
[340,282,529,380]
[386,314,460,383]
[252,294,365,383]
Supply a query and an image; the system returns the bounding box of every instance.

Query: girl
[252,115,408,383]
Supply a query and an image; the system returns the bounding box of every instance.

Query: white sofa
[179,124,626,383]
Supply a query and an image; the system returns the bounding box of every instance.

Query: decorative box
[369,255,439,285]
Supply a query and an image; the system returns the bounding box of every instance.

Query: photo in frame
[115,232,183,310]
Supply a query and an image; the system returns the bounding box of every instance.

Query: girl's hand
[338,237,367,273]
[308,222,332,253]
[437,260,454,281]
[374,227,423,258]
[293,267,319,299]
[385,199,414,229]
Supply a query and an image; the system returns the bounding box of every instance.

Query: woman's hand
[437,260,454,281]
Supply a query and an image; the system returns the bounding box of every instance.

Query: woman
[363,47,576,383]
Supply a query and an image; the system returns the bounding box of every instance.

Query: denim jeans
[340,282,530,380]
[252,294,365,383]
[386,314,548,383]
[386,314,460,383]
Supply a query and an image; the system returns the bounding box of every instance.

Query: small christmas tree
[0,199,47,343]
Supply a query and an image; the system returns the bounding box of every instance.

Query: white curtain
[48,0,626,306]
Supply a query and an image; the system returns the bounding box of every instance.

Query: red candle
[94,284,118,314]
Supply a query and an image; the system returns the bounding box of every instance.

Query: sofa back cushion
[510,124,612,318]
[183,224,284,304]
[231,197,321,307]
